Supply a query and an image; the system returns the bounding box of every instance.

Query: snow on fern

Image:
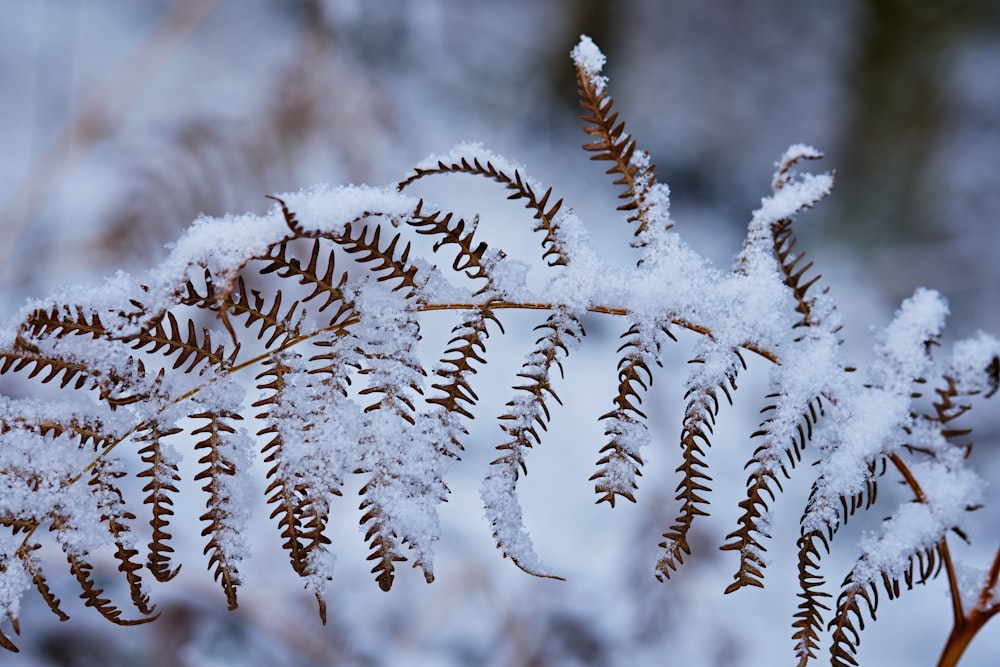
[0,33,997,665]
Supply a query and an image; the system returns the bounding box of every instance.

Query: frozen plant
[1,36,998,667]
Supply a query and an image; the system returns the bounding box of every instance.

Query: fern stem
[418,302,779,363]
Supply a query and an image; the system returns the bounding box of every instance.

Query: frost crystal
[571,35,608,93]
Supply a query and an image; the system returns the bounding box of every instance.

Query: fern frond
[1,334,158,410]
[427,306,499,428]
[722,394,827,592]
[790,455,887,666]
[22,305,108,341]
[828,580,876,667]
[222,276,303,348]
[24,547,70,623]
[792,530,833,666]
[1,33,997,662]
[484,308,583,578]
[1,414,113,452]
[131,311,234,372]
[656,353,744,580]
[573,37,670,245]
[407,202,493,282]
[829,543,941,667]
[253,349,353,618]
[0,539,69,652]
[399,154,571,267]
[491,309,584,479]
[772,221,825,329]
[136,423,182,582]
[592,322,674,506]
[353,302,445,589]
[65,551,154,626]
[358,495,408,593]
[259,239,354,320]
[191,410,248,610]
[336,223,422,296]
[257,356,310,578]
[87,459,156,617]
[0,344,93,390]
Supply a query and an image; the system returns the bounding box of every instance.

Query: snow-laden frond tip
[0,34,997,664]
[483,308,583,578]
[573,35,672,249]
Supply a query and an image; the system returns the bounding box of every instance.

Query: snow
[0,20,998,667]
[570,35,608,93]
[853,456,984,587]
[3,128,993,658]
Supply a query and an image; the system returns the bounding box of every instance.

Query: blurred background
[1,1,998,665]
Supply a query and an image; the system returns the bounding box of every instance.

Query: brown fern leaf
[720,472,772,593]
[657,360,742,580]
[353,306,439,588]
[255,356,307,576]
[792,530,833,666]
[358,495,408,592]
[427,306,500,425]
[267,193,307,237]
[828,581,877,667]
[267,196,422,296]
[9,310,158,404]
[176,269,219,311]
[1,339,150,409]
[407,202,491,283]
[25,554,70,624]
[0,344,92,390]
[191,410,244,610]
[592,323,673,507]
[915,375,975,449]
[575,59,666,241]
[259,239,354,321]
[802,457,885,552]
[254,356,337,592]
[336,222,421,296]
[399,159,570,267]
[0,628,17,653]
[492,310,584,480]
[828,543,940,667]
[790,457,888,666]
[136,423,183,582]
[987,355,999,398]
[721,394,826,593]
[260,455,334,612]
[87,459,156,617]
[222,275,303,348]
[484,310,582,579]
[772,221,824,328]
[131,311,234,372]
[22,305,107,340]
[1,414,112,451]
[768,150,832,329]
[64,551,155,626]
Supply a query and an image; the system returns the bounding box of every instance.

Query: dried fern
[0,35,997,667]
